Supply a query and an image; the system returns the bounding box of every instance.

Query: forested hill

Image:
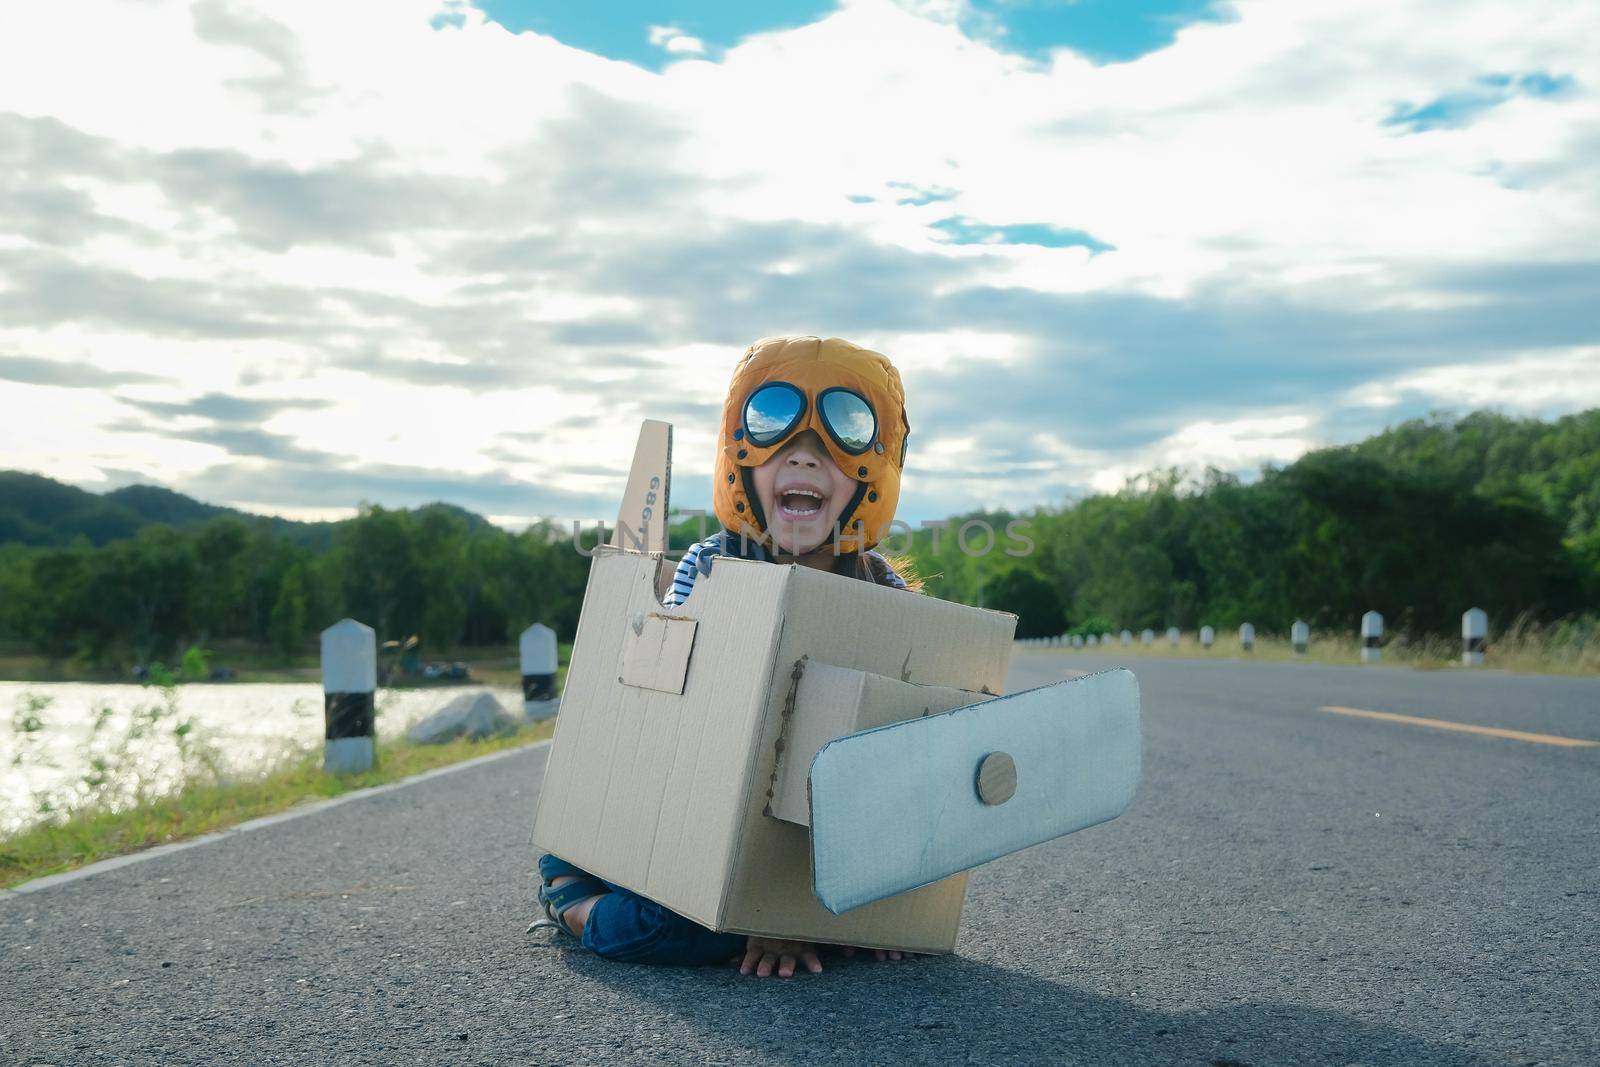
[0,471,338,549]
[0,408,1595,666]
[0,471,582,667]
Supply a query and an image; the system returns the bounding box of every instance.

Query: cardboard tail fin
[609,420,673,555]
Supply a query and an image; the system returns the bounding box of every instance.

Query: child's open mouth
[777,487,826,521]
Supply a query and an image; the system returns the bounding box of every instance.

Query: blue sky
[0,0,1596,526]
[473,0,1226,70]
[1383,71,1575,132]
[471,1,837,68]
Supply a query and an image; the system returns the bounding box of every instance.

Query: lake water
[0,682,523,836]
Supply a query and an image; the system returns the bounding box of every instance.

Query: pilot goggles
[741,382,878,456]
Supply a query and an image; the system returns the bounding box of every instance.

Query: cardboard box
[531,421,1140,953]
[533,548,1016,952]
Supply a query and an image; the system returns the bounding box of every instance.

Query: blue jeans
[540,854,746,967]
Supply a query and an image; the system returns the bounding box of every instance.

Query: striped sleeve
[662,540,706,608]
[663,534,734,607]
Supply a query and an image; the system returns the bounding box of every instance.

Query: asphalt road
[2,653,1596,1066]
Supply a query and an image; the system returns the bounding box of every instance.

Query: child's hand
[736,936,823,978]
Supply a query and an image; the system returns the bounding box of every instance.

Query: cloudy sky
[2,0,1598,527]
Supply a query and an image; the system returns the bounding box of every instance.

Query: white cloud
[1086,414,1317,494]
[647,25,707,55]
[1347,347,1600,412]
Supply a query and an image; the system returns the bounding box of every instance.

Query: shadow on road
[556,944,1490,1066]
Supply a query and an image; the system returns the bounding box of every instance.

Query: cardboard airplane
[531,420,1142,952]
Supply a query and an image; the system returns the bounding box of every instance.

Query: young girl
[533,335,917,977]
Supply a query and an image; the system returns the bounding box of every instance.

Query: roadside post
[520,622,559,719]
[1072,634,1084,648]
[322,618,376,774]
[1167,627,1180,648]
[1141,628,1154,646]
[1463,608,1487,666]
[1239,622,1255,652]
[1361,611,1383,664]
[1292,619,1309,657]
[1200,625,1215,650]
[1121,629,1132,646]
[1087,634,1099,647]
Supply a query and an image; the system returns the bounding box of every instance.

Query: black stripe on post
[1363,636,1380,649]
[325,692,375,740]
[522,672,556,702]
[1466,636,1485,653]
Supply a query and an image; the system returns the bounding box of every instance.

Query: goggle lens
[743,383,806,446]
[819,388,876,454]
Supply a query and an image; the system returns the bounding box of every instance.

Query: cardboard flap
[808,668,1141,915]
[619,612,698,695]
[767,660,991,827]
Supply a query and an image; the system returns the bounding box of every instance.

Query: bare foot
[736,936,824,978]
[841,945,913,962]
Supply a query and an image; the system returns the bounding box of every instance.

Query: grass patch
[1023,625,1600,676]
[0,719,553,891]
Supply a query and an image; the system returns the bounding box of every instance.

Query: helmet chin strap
[737,466,770,546]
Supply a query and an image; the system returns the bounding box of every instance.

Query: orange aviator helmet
[713,335,908,553]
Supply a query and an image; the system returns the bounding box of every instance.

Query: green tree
[333,505,421,642]
[191,517,250,644]
[268,563,309,656]
[985,566,1065,638]
[414,505,470,651]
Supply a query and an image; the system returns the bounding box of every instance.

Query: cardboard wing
[806,669,1141,914]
